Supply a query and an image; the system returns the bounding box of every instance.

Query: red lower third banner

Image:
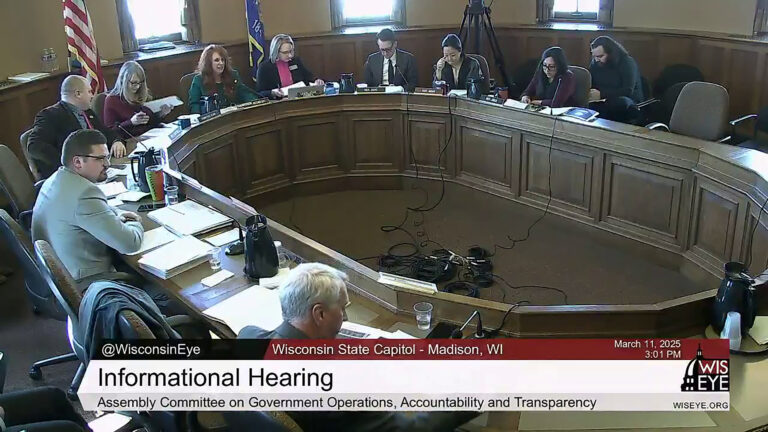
[78,339,730,412]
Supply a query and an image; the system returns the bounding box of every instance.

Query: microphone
[450,310,488,339]
[117,123,149,152]
[394,63,410,92]
[549,76,563,110]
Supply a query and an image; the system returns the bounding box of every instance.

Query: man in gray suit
[236,263,479,432]
[32,129,143,283]
[363,28,418,92]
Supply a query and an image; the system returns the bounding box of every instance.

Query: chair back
[179,72,197,108]
[118,309,156,338]
[466,54,491,94]
[33,240,83,325]
[0,211,66,320]
[568,66,591,108]
[20,129,42,182]
[670,81,729,141]
[653,64,704,98]
[0,145,36,218]
[92,92,107,123]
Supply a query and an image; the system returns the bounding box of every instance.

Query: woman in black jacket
[256,34,324,98]
[433,34,481,91]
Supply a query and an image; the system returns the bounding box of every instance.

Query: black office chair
[511,58,540,99]
[639,81,687,126]
[92,92,107,123]
[179,72,197,111]
[653,64,704,100]
[32,239,88,400]
[19,129,43,183]
[731,106,768,152]
[466,54,491,94]
[0,144,41,231]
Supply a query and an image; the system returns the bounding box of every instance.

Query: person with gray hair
[27,75,125,179]
[104,61,172,138]
[255,33,324,99]
[236,263,479,431]
[239,263,349,339]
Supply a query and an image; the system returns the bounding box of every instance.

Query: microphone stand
[450,310,488,339]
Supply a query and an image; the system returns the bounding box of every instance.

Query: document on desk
[202,285,284,334]
[203,228,241,247]
[280,81,306,95]
[126,226,178,256]
[138,235,212,279]
[148,200,230,236]
[143,96,184,114]
[97,181,128,198]
[117,190,150,202]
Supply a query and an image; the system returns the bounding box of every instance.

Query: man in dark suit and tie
[363,28,418,92]
[27,75,125,179]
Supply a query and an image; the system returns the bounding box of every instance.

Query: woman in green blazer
[188,44,257,114]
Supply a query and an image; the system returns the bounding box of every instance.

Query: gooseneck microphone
[450,310,488,339]
[394,63,410,92]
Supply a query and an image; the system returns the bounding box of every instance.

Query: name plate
[414,87,441,95]
[168,126,183,141]
[237,99,270,109]
[199,110,221,122]
[358,87,386,93]
[483,95,504,105]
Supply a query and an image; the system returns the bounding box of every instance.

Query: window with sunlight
[553,0,600,20]
[342,0,395,24]
[127,0,184,41]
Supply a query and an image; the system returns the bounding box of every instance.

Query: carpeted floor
[260,182,707,306]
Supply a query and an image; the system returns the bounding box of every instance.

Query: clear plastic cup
[413,302,433,330]
[209,247,222,271]
[164,185,179,206]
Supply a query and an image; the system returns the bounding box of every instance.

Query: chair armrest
[646,122,670,132]
[18,210,33,233]
[730,114,758,127]
[637,98,660,109]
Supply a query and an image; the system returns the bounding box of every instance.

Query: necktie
[387,60,395,86]
[83,112,93,129]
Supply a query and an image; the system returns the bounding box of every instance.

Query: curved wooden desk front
[162,93,768,338]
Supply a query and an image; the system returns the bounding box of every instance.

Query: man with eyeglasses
[234,262,478,431]
[363,28,418,92]
[32,129,143,285]
[28,75,126,179]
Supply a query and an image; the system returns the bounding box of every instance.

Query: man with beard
[32,129,143,284]
[588,36,644,124]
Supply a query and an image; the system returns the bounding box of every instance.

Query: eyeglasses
[542,64,557,71]
[129,80,145,86]
[279,50,294,55]
[77,154,111,165]
[380,46,395,53]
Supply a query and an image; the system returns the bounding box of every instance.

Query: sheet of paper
[107,198,124,207]
[259,267,291,289]
[447,89,467,97]
[747,316,768,345]
[138,235,212,272]
[97,182,128,198]
[385,85,405,94]
[202,285,284,334]
[127,226,178,256]
[143,96,184,114]
[503,99,530,110]
[280,81,306,95]
[117,191,150,202]
[204,228,241,247]
[148,200,230,236]
[201,269,234,287]
[106,165,131,178]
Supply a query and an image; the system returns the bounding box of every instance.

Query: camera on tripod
[459,0,512,90]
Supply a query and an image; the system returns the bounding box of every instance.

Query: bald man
[27,75,125,179]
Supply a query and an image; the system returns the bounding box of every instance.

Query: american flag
[63,0,106,93]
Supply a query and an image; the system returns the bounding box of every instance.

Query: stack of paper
[97,181,128,198]
[143,96,184,114]
[127,227,178,256]
[280,81,306,95]
[148,200,230,236]
[202,285,284,334]
[138,235,212,279]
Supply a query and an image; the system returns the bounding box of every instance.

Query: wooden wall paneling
[555,34,590,68]
[456,119,515,192]
[687,176,746,269]
[237,123,291,196]
[525,35,558,62]
[294,41,326,81]
[346,112,401,174]
[520,134,597,217]
[618,36,659,84]
[0,96,32,160]
[601,154,690,248]
[727,49,760,117]
[656,36,695,78]
[179,152,198,178]
[197,134,240,197]
[406,114,451,175]
[743,203,768,274]
[291,115,345,180]
[694,40,728,88]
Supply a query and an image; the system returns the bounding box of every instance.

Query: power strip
[378,272,438,295]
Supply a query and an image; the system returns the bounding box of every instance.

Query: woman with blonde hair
[188,44,257,113]
[256,34,324,98]
[104,60,172,137]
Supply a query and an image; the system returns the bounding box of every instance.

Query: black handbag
[243,214,278,280]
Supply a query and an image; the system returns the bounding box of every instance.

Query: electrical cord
[745,193,768,270]
[485,300,529,338]
[492,273,569,305]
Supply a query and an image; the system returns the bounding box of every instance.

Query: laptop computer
[287,84,325,99]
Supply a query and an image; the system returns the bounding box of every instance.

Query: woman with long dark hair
[433,34,481,91]
[521,46,575,108]
[187,44,257,113]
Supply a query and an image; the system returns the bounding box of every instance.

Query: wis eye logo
[681,345,729,392]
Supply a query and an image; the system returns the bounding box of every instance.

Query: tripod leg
[459,6,470,45]
[482,10,512,89]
